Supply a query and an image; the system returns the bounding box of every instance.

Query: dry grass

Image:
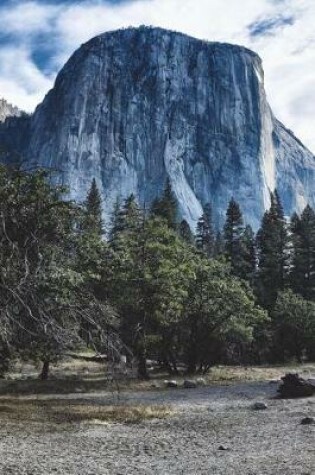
[205,364,315,383]
[2,358,315,396]
[58,404,173,425]
[0,398,172,427]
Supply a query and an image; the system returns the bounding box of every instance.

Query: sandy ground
[0,381,314,474]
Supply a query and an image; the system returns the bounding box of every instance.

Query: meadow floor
[0,364,314,474]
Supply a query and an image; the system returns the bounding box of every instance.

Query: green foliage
[0,166,116,374]
[105,204,194,376]
[256,191,289,309]
[151,178,178,229]
[104,195,266,375]
[290,205,315,300]
[0,163,313,376]
[179,219,194,244]
[213,231,225,258]
[195,212,214,258]
[183,258,267,372]
[239,225,256,283]
[223,198,245,277]
[83,178,103,236]
[272,290,315,362]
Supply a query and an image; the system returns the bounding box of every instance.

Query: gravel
[0,381,314,474]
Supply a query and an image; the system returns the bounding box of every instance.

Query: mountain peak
[1,29,314,230]
[84,25,260,60]
[0,98,22,123]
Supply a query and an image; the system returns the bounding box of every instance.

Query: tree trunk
[169,353,179,375]
[137,353,149,380]
[39,360,50,380]
[161,358,173,375]
[186,349,197,374]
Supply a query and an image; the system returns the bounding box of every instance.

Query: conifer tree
[239,225,256,284]
[256,191,289,309]
[108,197,123,241]
[84,178,103,235]
[291,205,315,300]
[204,203,215,255]
[223,198,244,276]
[195,213,214,258]
[213,231,225,257]
[121,194,143,230]
[110,194,143,249]
[179,219,194,244]
[151,178,177,229]
[204,203,215,238]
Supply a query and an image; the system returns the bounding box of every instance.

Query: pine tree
[109,195,142,238]
[107,212,193,378]
[151,178,177,229]
[109,197,125,241]
[213,231,225,257]
[179,219,194,244]
[121,194,143,230]
[204,203,215,236]
[239,225,256,284]
[256,191,289,309]
[291,205,315,300]
[195,213,214,258]
[223,198,244,276]
[110,194,143,249]
[204,203,215,255]
[84,178,103,235]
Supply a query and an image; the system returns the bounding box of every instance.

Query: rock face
[0,98,22,123]
[0,99,30,163]
[2,27,315,229]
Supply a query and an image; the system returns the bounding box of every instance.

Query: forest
[0,164,314,379]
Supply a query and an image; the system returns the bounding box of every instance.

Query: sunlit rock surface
[3,28,315,229]
[0,98,22,123]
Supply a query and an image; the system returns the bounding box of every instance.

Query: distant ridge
[0,98,22,123]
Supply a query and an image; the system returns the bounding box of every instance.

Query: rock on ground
[0,381,314,474]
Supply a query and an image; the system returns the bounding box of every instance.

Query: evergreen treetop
[84,178,103,236]
[151,178,178,229]
[256,191,289,309]
[223,198,245,276]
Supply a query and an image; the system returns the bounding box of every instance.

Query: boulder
[165,380,178,388]
[218,445,229,451]
[183,380,198,389]
[196,378,207,386]
[252,402,268,411]
[277,373,315,399]
[301,417,314,425]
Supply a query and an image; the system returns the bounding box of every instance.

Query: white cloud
[0,0,314,152]
[0,1,59,35]
[0,46,54,111]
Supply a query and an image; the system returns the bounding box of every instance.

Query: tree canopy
[0,164,314,377]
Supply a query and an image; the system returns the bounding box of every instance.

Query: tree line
[0,165,314,379]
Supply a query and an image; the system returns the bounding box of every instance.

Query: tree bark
[39,360,50,380]
[137,353,149,380]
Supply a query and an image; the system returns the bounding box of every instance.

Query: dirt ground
[0,378,314,474]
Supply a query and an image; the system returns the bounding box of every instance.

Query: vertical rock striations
[3,27,315,229]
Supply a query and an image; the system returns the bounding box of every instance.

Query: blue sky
[0,0,314,152]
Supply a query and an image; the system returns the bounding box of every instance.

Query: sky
[0,0,314,152]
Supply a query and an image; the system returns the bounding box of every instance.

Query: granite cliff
[0,98,22,122]
[1,27,315,229]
